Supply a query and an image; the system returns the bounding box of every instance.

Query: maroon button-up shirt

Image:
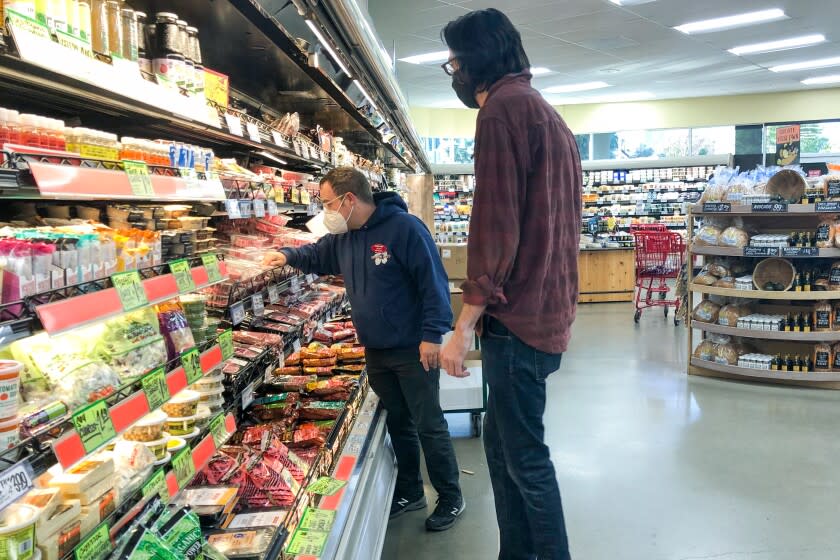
[462,71,582,354]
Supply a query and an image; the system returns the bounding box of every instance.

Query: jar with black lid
[136,11,151,74]
[154,12,180,56]
[176,19,189,56]
[187,26,202,65]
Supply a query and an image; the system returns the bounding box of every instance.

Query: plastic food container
[0,503,39,559]
[177,216,209,230]
[197,387,224,403]
[162,389,200,418]
[141,433,170,460]
[166,436,186,454]
[124,410,167,442]
[205,396,225,413]
[166,415,197,436]
[190,374,223,393]
[0,360,22,421]
[0,417,19,450]
[154,452,172,466]
[195,405,212,429]
[180,427,201,441]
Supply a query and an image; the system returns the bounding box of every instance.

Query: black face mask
[451,71,480,109]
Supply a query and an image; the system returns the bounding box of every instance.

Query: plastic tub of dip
[196,387,224,403]
[0,503,39,559]
[0,417,19,450]
[140,432,170,461]
[161,389,200,418]
[166,436,186,454]
[190,374,223,393]
[0,360,23,421]
[165,414,197,436]
[124,410,167,442]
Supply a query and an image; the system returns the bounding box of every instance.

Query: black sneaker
[390,494,427,520]
[425,496,465,531]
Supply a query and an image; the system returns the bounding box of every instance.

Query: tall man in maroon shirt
[439,8,582,560]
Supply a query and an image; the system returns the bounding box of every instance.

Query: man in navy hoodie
[262,167,464,531]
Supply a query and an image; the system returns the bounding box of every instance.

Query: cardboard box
[449,286,464,324]
[440,350,483,412]
[438,243,468,279]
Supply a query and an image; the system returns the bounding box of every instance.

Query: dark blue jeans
[482,316,571,560]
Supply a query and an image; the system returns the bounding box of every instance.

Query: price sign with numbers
[271,130,288,147]
[267,199,278,216]
[253,198,266,218]
[72,400,117,454]
[169,259,196,293]
[74,521,111,560]
[141,367,169,411]
[224,114,243,136]
[219,329,234,360]
[201,254,223,283]
[299,508,336,532]
[752,201,788,213]
[291,276,301,292]
[181,348,203,385]
[172,448,195,489]
[141,468,168,503]
[306,476,346,496]
[111,271,148,311]
[246,122,261,143]
[225,199,243,219]
[0,459,34,512]
[290,187,300,204]
[209,414,228,448]
[267,284,280,304]
[251,293,265,317]
[286,528,328,557]
[230,301,246,326]
[242,380,257,409]
[123,160,154,196]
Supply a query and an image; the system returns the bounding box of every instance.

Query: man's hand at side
[419,341,441,372]
[440,327,472,377]
[262,251,287,268]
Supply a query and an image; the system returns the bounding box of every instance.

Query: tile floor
[381,303,840,560]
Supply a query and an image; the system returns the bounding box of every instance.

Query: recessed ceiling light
[542,81,610,94]
[674,9,787,34]
[770,56,840,72]
[801,75,840,85]
[398,50,450,65]
[729,34,826,55]
[531,67,551,75]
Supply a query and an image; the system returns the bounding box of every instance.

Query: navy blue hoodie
[280,192,452,350]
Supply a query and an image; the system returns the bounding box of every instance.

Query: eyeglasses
[441,57,457,76]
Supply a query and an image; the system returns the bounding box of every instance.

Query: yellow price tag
[201,254,222,283]
[181,348,203,385]
[141,367,169,411]
[169,259,196,293]
[74,521,111,560]
[111,271,148,311]
[219,329,234,360]
[172,448,195,489]
[72,400,116,454]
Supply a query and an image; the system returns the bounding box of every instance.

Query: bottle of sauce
[77,1,91,42]
[90,0,108,54]
[175,18,189,91]
[105,0,122,58]
[784,354,794,372]
[135,11,151,74]
[189,25,204,98]
[153,13,183,90]
[793,272,802,291]
[65,0,79,36]
[120,7,138,61]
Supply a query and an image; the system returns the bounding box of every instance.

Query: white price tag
[224,114,243,137]
[292,339,302,352]
[242,380,257,409]
[252,293,265,317]
[293,141,302,156]
[271,131,289,148]
[0,460,34,512]
[267,199,278,216]
[291,276,301,292]
[246,122,262,143]
[225,199,243,219]
[230,301,246,325]
[253,199,266,218]
[268,284,280,304]
[239,199,253,218]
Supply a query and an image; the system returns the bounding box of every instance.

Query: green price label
[111,270,148,311]
[201,254,222,283]
[181,348,203,385]
[209,414,227,448]
[172,448,195,489]
[123,160,154,196]
[141,468,169,504]
[169,259,196,293]
[72,400,117,454]
[306,476,347,496]
[74,521,111,560]
[299,508,336,532]
[141,367,169,411]
[218,329,234,361]
[286,528,329,557]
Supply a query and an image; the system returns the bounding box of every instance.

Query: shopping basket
[630,225,686,325]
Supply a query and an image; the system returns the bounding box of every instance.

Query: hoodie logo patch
[371,244,390,266]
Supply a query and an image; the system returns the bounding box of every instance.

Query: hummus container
[0,417,19,450]
[0,360,22,421]
[190,374,223,393]
[180,426,201,441]
[162,389,200,418]
[140,433,170,461]
[124,410,167,442]
[165,415,197,436]
[195,405,212,429]
[0,503,39,560]
[196,387,224,403]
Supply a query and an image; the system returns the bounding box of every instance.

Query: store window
[691,127,735,156]
[422,137,474,164]
[765,122,840,156]
[575,134,591,161]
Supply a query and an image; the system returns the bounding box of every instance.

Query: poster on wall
[775,124,800,166]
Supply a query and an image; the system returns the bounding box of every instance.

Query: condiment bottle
[120,7,138,61]
[65,0,79,35]
[77,1,91,42]
[90,0,108,53]
[135,11,150,74]
[105,0,122,58]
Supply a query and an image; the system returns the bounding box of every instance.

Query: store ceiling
[367,0,840,108]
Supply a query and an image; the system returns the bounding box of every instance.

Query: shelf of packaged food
[584,201,687,208]
[0,54,331,171]
[690,320,840,341]
[34,260,229,335]
[584,187,705,196]
[616,223,687,230]
[690,245,840,258]
[689,284,840,300]
[689,357,840,383]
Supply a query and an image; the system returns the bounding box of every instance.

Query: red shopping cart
[631,224,686,325]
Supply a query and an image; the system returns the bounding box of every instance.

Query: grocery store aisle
[382,303,840,560]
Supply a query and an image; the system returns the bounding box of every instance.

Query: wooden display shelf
[689,284,840,300]
[691,203,823,214]
[691,245,840,258]
[578,248,635,303]
[691,320,840,341]
[689,357,840,388]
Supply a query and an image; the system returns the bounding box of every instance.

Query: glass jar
[120,7,138,61]
[105,0,122,57]
[90,0,108,53]
[135,11,150,73]
[65,0,79,35]
[77,1,91,41]
[154,13,180,55]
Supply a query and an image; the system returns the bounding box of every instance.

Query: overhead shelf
[690,320,840,342]
[690,357,840,386]
[690,245,840,258]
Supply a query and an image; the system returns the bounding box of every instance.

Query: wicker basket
[753,257,796,291]
[766,169,806,203]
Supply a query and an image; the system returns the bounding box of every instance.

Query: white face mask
[322,193,353,234]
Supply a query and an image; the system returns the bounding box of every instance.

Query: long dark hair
[442,8,530,92]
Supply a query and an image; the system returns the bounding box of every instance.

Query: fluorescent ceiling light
[531,67,551,75]
[770,56,840,72]
[675,9,786,34]
[354,79,378,110]
[609,0,656,5]
[398,50,450,65]
[257,151,288,165]
[542,81,610,94]
[801,75,840,85]
[305,19,352,78]
[549,91,656,105]
[729,34,826,55]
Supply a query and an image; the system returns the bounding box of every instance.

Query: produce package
[156,302,196,360]
[95,307,167,382]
